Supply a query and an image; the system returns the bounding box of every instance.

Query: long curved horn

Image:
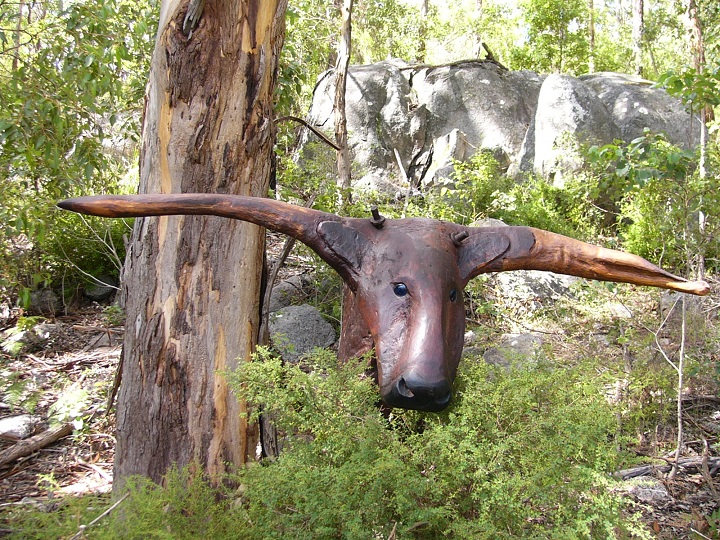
[58,194,364,285]
[460,226,710,296]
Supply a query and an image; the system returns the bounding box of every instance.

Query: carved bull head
[59,194,710,411]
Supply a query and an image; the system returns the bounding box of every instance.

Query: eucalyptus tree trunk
[588,0,595,73]
[114,0,287,488]
[684,0,707,278]
[334,0,353,207]
[684,0,708,179]
[632,0,643,76]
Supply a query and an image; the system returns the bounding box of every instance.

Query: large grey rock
[528,74,622,184]
[306,60,541,194]
[269,305,336,362]
[580,72,702,148]
[411,63,542,177]
[304,63,699,190]
[308,61,420,195]
[492,270,578,303]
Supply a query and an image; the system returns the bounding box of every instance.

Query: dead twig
[275,116,341,151]
[614,456,720,480]
[68,492,129,540]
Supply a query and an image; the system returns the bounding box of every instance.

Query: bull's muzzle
[384,372,453,412]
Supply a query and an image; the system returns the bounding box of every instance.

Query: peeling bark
[114,0,288,488]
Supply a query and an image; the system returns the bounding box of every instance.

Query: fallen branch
[614,456,720,480]
[0,423,73,468]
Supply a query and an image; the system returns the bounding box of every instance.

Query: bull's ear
[457,228,512,284]
[462,225,710,296]
[316,220,372,289]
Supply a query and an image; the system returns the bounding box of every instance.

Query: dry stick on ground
[0,423,73,469]
[615,456,720,480]
[68,492,130,540]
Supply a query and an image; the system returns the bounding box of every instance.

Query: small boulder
[29,289,60,315]
[620,477,672,504]
[482,333,544,368]
[268,275,312,313]
[269,305,336,362]
[84,274,119,302]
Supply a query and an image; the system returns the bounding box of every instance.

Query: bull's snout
[384,372,452,412]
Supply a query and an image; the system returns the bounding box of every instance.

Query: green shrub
[0,348,651,539]
[425,151,599,239]
[224,347,650,539]
[584,132,720,275]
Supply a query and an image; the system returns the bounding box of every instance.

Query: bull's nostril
[435,391,452,406]
[396,377,414,398]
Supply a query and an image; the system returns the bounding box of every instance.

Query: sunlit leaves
[0,0,157,303]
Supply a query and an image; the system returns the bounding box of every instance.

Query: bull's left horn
[460,225,710,296]
[58,194,370,284]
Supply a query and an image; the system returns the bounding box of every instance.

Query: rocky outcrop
[304,61,701,192]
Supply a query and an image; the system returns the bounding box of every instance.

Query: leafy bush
[585,132,720,274]
[426,151,598,240]
[221,347,649,539]
[0,339,660,538]
[0,0,156,307]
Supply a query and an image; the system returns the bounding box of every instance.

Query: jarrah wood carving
[59,194,710,411]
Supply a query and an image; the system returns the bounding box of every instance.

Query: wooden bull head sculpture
[59,194,710,412]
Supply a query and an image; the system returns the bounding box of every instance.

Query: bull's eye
[393,283,409,297]
[449,288,458,302]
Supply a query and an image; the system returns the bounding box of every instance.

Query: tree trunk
[473,0,483,59]
[632,0,644,76]
[588,0,595,73]
[334,0,353,207]
[417,0,429,62]
[114,0,288,489]
[684,0,707,279]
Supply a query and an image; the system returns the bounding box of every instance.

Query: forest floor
[0,292,718,538]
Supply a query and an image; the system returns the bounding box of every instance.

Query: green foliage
[584,131,720,273]
[276,1,337,116]
[353,0,425,64]
[425,151,598,239]
[0,494,112,539]
[221,347,649,539]
[425,150,509,224]
[102,303,125,327]
[513,0,590,74]
[0,0,156,306]
[49,383,90,430]
[659,65,720,111]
